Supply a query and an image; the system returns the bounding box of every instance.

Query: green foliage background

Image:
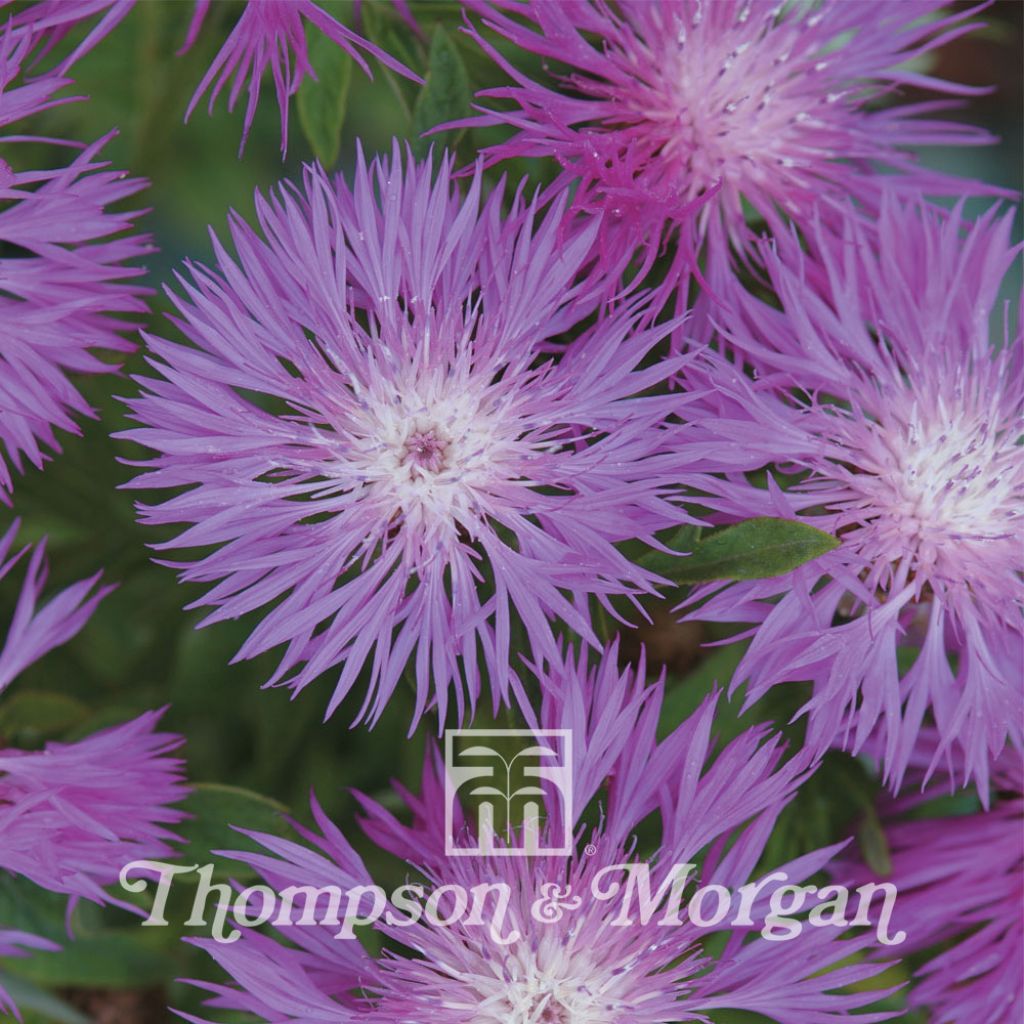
[0,2,1020,1021]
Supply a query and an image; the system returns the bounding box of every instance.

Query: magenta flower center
[403,428,450,474]
[620,6,832,200]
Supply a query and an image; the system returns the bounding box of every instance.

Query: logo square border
[444,728,573,858]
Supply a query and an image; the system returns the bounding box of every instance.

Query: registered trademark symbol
[584,843,598,857]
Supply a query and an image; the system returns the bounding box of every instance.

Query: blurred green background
[0,1,1020,1020]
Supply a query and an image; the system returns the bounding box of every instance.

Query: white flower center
[888,420,1011,539]
[829,394,1022,588]
[464,938,627,1024]
[337,368,520,527]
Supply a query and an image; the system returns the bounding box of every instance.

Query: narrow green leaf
[0,692,91,743]
[177,783,289,882]
[6,931,172,988]
[411,25,471,158]
[0,973,92,1024]
[637,524,701,579]
[297,27,353,166]
[669,517,840,584]
[857,805,893,876]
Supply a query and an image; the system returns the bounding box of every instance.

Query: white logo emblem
[445,729,573,857]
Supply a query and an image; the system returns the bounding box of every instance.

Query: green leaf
[6,931,172,988]
[637,524,701,579]
[0,692,91,743]
[761,751,881,871]
[0,973,92,1024]
[857,805,893,876]
[177,783,289,882]
[297,26,353,166]
[411,25,471,158]
[668,517,840,584]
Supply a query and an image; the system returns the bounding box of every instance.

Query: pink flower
[120,146,714,728]
[0,521,111,697]
[182,0,422,153]
[680,195,1023,792]
[0,21,151,499]
[840,743,1023,1023]
[4,0,421,155]
[0,709,189,906]
[2,0,134,74]
[0,704,188,1017]
[0,522,189,1018]
[181,645,896,1023]
[462,0,1004,285]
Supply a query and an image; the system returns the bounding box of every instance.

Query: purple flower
[3,0,134,74]
[0,520,111,696]
[462,0,1003,282]
[0,709,189,905]
[5,1,420,155]
[0,705,187,1015]
[182,0,422,153]
[181,644,895,1023]
[0,522,188,897]
[0,22,151,500]
[681,196,1023,792]
[121,146,706,727]
[841,743,1022,1023]
[0,522,189,1018]
[0,931,60,1020]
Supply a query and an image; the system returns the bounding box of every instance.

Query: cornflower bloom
[462,0,1003,285]
[840,741,1022,1023]
[4,0,420,154]
[0,521,189,1017]
[121,145,707,727]
[680,196,1023,792]
[2,0,134,74]
[0,21,151,499]
[180,645,896,1023]
[181,0,421,153]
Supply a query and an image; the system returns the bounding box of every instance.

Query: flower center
[338,366,524,533]
[643,6,823,200]
[863,411,1016,545]
[889,423,1001,536]
[826,393,1022,594]
[466,943,623,1024]
[403,428,449,475]
[484,979,606,1024]
[537,1000,571,1023]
